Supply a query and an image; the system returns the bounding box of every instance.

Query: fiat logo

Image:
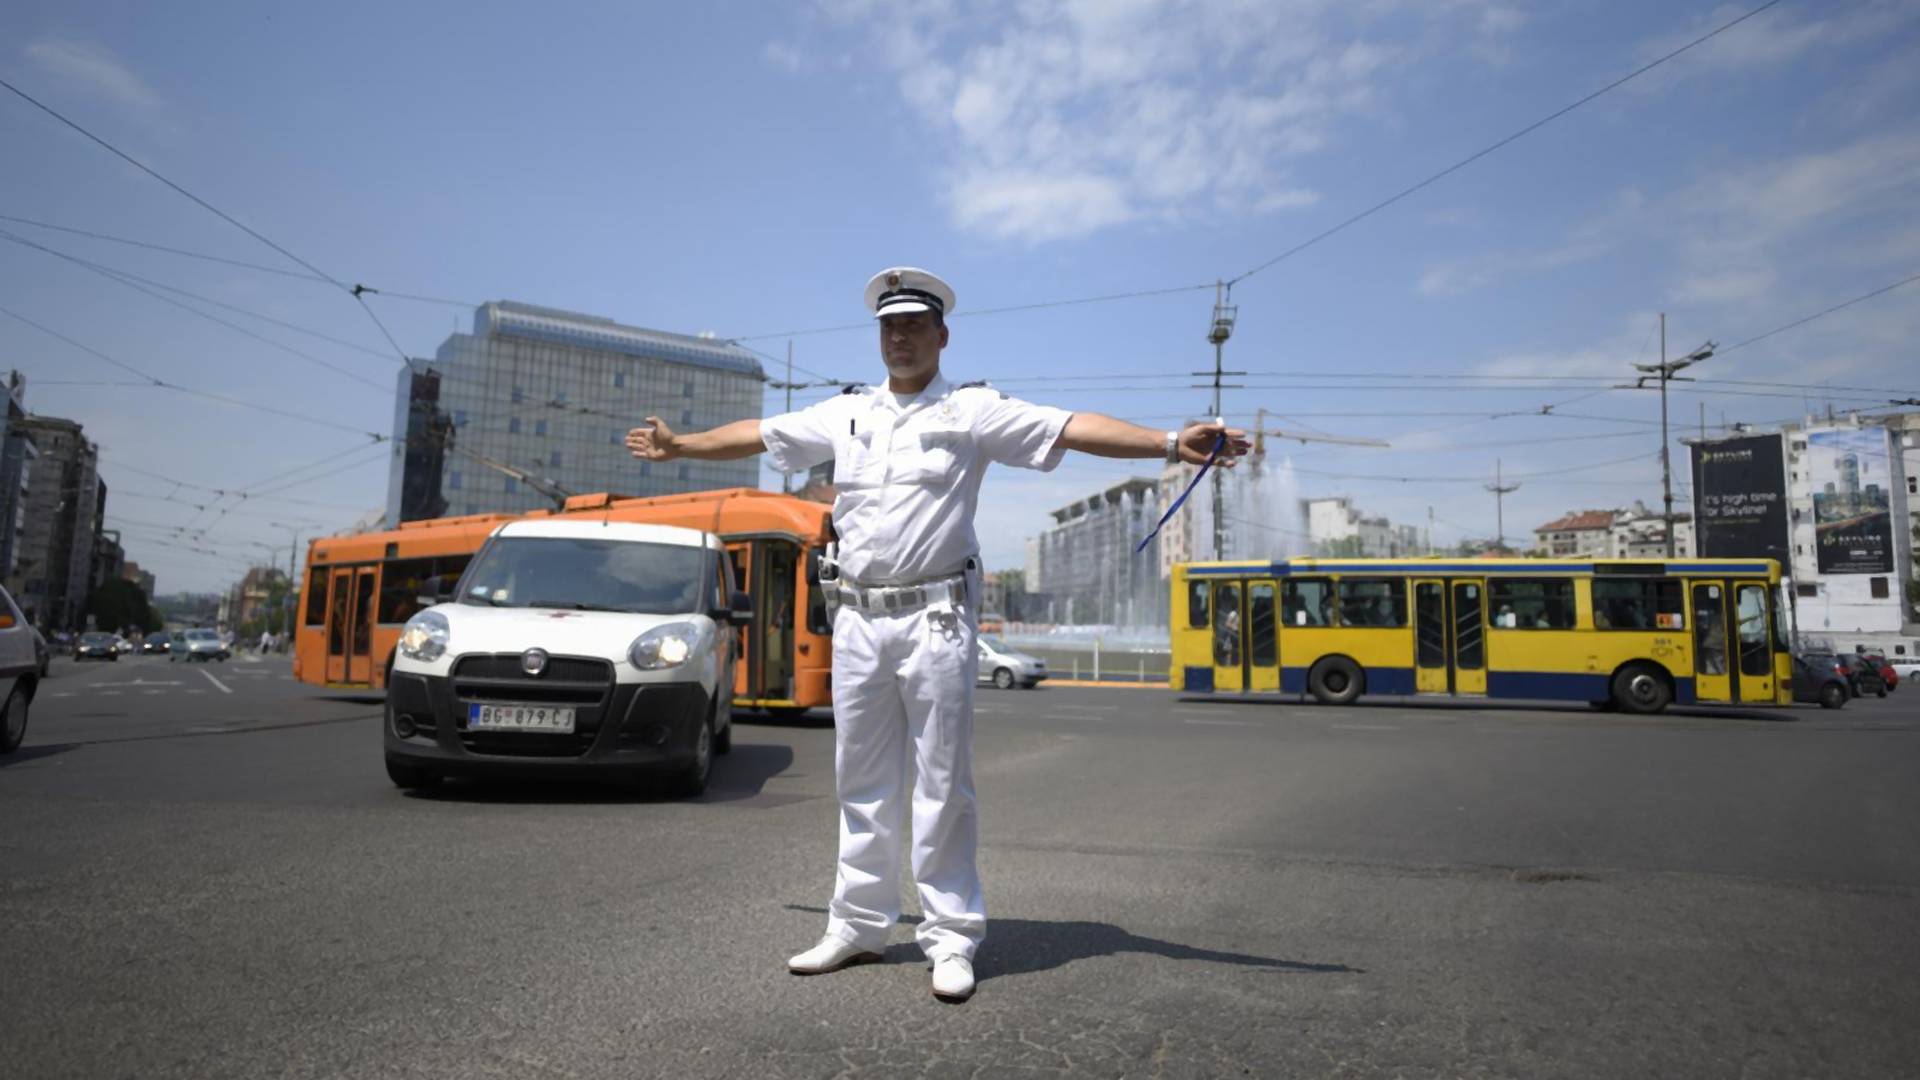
[520,648,548,677]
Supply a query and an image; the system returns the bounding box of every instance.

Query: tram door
[324,566,377,684]
[1412,578,1488,696]
[1210,580,1246,692]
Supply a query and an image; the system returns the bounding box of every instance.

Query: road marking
[1182,717,1254,727]
[1329,723,1400,731]
[1055,704,1118,712]
[199,669,234,695]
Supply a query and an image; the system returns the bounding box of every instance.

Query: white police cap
[865,266,956,319]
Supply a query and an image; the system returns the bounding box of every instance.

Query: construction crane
[1250,407,1392,452]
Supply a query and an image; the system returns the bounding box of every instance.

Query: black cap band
[876,287,945,314]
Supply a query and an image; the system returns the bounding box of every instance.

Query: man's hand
[625,416,678,462]
[1178,421,1251,467]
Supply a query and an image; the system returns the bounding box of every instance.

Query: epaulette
[839,383,870,395]
[956,379,1008,398]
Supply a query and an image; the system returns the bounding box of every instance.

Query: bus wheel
[1308,657,1364,705]
[1610,664,1671,715]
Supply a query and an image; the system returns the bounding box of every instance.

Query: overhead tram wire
[0,214,476,308]
[1718,270,1920,357]
[0,303,384,440]
[729,282,1215,343]
[1224,0,1786,287]
[0,229,390,393]
[0,76,417,363]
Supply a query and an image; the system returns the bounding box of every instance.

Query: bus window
[1488,579,1575,629]
[1337,578,1407,628]
[1281,577,1332,627]
[1592,578,1684,630]
[328,575,350,655]
[1452,582,1484,669]
[1736,585,1770,676]
[1212,582,1241,666]
[1692,584,1728,675]
[1187,580,1209,629]
[305,568,328,626]
[1249,583,1277,667]
[805,550,831,634]
[353,574,376,656]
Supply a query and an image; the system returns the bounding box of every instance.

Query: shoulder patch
[955,379,1008,399]
[838,383,870,395]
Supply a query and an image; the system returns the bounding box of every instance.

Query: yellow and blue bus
[1170,557,1791,713]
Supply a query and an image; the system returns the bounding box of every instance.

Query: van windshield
[459,536,708,615]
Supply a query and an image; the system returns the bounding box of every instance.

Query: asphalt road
[4,653,1917,1078]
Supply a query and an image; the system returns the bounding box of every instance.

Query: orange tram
[293,489,833,714]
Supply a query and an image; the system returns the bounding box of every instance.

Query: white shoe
[787,935,881,975]
[930,955,975,1002]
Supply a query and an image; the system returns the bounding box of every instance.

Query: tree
[86,579,160,634]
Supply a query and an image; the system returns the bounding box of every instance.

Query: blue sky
[3,0,1917,593]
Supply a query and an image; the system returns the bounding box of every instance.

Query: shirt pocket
[908,427,972,486]
[833,431,879,489]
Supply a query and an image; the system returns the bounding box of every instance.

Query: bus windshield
[458,537,708,614]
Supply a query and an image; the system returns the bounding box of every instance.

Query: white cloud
[1638,1,1917,76]
[25,39,159,109]
[807,0,1515,243]
[763,40,807,74]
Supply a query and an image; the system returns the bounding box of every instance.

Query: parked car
[977,635,1048,689]
[1835,654,1887,698]
[172,628,231,662]
[1859,652,1897,692]
[140,636,170,655]
[31,626,50,678]
[1791,653,1850,710]
[74,631,120,662]
[0,585,39,754]
[384,518,747,796]
[1890,657,1920,684]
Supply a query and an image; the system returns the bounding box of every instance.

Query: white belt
[827,572,967,616]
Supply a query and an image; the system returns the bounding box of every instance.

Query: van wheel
[670,714,713,798]
[1611,663,1671,715]
[0,686,28,754]
[1308,657,1364,705]
[992,667,1014,690]
[384,755,440,789]
[1818,683,1847,710]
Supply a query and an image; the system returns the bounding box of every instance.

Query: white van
[384,519,750,796]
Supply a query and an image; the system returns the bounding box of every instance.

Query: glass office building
[387,301,766,524]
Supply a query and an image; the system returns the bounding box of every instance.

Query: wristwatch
[1165,430,1180,463]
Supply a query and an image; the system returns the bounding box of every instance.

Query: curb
[1040,680,1171,690]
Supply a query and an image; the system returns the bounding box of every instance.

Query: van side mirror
[713,591,754,623]
[416,575,450,606]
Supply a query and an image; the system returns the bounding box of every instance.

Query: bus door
[324,566,377,684]
[1412,579,1488,696]
[1211,580,1246,692]
[1731,581,1777,702]
[727,545,752,699]
[1689,581,1733,703]
[1245,578,1280,692]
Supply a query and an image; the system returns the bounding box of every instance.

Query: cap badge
[887,272,902,288]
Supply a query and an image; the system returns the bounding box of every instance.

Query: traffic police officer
[626,267,1248,1002]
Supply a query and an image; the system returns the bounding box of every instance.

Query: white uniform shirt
[761,373,1072,585]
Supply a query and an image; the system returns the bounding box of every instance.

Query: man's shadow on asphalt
[783,904,1361,981]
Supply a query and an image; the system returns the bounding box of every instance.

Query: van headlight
[629,622,703,670]
[398,610,450,662]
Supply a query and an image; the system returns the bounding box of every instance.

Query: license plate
[468,703,576,733]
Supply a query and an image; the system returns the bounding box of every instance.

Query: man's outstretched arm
[1057,414,1251,466]
[625,417,766,462]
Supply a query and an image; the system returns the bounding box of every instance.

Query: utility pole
[1616,313,1715,558]
[1485,459,1520,551]
[1192,282,1243,560]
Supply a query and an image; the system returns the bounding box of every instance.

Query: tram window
[1488,579,1575,629]
[305,568,328,626]
[1281,577,1333,626]
[805,551,831,635]
[1187,580,1210,629]
[1249,583,1277,667]
[1591,578,1684,631]
[1415,583,1445,667]
[1337,578,1407,628]
[1453,582,1484,670]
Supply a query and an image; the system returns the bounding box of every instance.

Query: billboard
[1807,426,1895,574]
[1690,434,1788,565]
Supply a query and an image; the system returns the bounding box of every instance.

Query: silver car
[172,628,231,663]
[977,635,1047,690]
[0,585,40,754]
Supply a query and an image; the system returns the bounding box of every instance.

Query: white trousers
[824,594,984,961]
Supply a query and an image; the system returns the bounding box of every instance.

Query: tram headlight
[629,622,702,670]
[398,610,450,662]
